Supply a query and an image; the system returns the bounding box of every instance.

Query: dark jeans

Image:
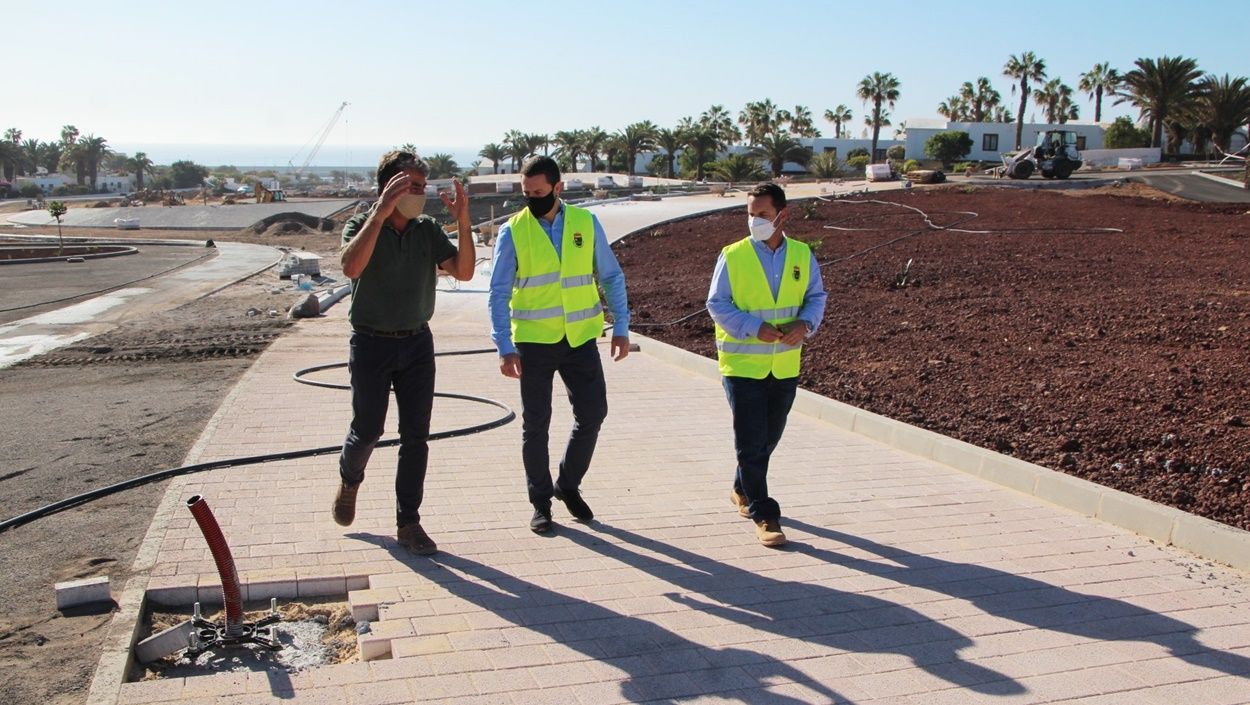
[339,327,435,528]
[516,338,608,507]
[723,374,799,521]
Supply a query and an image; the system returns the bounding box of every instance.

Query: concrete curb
[1191,169,1248,191]
[631,331,1250,571]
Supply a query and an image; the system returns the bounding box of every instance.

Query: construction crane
[287,101,349,180]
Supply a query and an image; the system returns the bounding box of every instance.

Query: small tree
[924,130,973,167]
[886,145,906,161]
[169,160,209,188]
[48,200,67,255]
[1103,116,1152,149]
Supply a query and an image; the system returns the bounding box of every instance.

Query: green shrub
[952,162,971,173]
[846,155,870,171]
[902,159,921,173]
[846,147,869,160]
[1104,116,1151,149]
[19,184,43,198]
[924,130,973,166]
[52,184,91,196]
[886,145,906,161]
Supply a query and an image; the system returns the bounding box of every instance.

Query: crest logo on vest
[792,265,801,281]
[573,232,584,248]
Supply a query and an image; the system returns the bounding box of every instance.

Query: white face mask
[748,215,778,241]
[395,194,426,219]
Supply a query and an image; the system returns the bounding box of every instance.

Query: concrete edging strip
[631,330,1250,571]
[1191,169,1248,190]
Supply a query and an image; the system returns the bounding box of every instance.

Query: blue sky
[7,0,1246,166]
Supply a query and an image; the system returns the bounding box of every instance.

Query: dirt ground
[0,228,347,705]
[617,184,1250,532]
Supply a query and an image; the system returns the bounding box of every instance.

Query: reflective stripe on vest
[714,236,811,379]
[509,204,604,347]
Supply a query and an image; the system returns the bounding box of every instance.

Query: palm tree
[4,128,21,144]
[937,95,969,121]
[1034,78,1077,124]
[18,138,41,177]
[129,152,155,189]
[653,127,686,179]
[749,133,813,177]
[1079,62,1121,123]
[1117,56,1203,150]
[478,142,506,174]
[523,133,548,159]
[1003,52,1048,148]
[708,153,765,182]
[1191,74,1250,154]
[684,127,721,181]
[550,130,583,172]
[960,77,1002,122]
[582,127,608,172]
[992,106,1015,123]
[699,105,741,145]
[823,105,852,138]
[618,121,658,175]
[785,105,820,137]
[856,72,901,163]
[0,141,19,181]
[502,129,526,171]
[425,153,459,179]
[602,134,627,173]
[80,134,110,191]
[738,99,781,144]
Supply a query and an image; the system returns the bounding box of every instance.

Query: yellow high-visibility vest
[715,236,811,379]
[509,204,604,347]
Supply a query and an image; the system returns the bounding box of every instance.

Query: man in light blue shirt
[488,156,630,533]
[707,182,826,547]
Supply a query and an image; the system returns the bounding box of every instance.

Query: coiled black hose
[0,349,514,534]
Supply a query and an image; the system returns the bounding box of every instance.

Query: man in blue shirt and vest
[707,182,827,547]
[489,156,631,534]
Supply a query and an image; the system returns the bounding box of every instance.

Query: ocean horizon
[108,143,483,174]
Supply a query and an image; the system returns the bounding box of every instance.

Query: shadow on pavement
[346,531,854,704]
[784,519,1250,679]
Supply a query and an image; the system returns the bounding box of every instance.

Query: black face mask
[526,190,557,217]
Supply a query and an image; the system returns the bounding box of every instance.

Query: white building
[904,121,1107,162]
[15,173,74,194]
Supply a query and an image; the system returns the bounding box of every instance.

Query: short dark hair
[748,182,787,210]
[520,155,561,186]
[376,150,428,194]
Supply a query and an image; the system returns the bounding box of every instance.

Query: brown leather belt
[352,323,429,338]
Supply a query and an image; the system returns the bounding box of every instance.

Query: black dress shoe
[530,506,553,533]
[553,487,594,522]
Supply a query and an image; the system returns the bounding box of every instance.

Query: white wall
[1080,147,1162,167]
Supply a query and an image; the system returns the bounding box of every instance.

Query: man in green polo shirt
[331,150,476,555]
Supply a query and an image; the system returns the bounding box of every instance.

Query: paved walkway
[101,189,1249,704]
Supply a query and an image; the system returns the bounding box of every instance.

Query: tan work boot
[332,482,359,527]
[398,523,438,555]
[754,519,787,547]
[730,488,750,518]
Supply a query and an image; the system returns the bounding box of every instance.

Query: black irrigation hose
[0,349,515,535]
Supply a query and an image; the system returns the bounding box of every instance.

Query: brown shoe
[754,519,787,547]
[730,488,750,519]
[398,523,437,555]
[332,482,359,527]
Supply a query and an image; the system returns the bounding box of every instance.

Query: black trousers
[339,327,434,528]
[516,338,608,507]
[722,374,799,521]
